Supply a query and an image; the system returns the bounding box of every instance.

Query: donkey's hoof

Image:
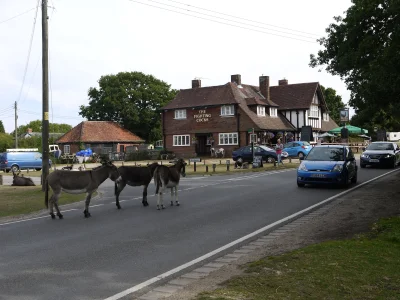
[161,205,165,210]
[50,213,56,219]
[157,206,160,210]
[143,201,149,207]
[176,202,180,206]
[57,213,63,219]
[116,204,121,209]
[170,201,174,206]
[83,211,91,218]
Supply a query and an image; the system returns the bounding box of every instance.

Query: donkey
[114,162,159,209]
[11,170,35,186]
[153,158,187,210]
[211,147,225,158]
[45,161,120,219]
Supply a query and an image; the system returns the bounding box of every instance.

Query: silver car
[360,142,400,168]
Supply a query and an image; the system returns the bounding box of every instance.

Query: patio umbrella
[329,125,368,135]
[319,132,336,138]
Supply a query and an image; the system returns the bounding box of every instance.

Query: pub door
[195,135,207,155]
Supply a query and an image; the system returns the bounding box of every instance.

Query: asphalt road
[0,164,393,300]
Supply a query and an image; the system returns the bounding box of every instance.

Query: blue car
[232,145,280,163]
[283,141,312,159]
[297,145,357,188]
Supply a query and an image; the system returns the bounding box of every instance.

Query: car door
[283,142,294,156]
[242,146,252,161]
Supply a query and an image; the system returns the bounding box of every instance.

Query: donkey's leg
[115,181,126,209]
[175,185,180,206]
[170,187,174,206]
[142,184,149,207]
[83,192,92,218]
[157,192,163,210]
[49,194,56,219]
[52,193,63,219]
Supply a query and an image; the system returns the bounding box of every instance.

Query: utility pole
[14,101,18,148]
[41,0,49,189]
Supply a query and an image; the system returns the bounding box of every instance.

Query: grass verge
[0,185,91,218]
[196,217,400,300]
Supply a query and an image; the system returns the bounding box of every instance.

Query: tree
[10,120,72,136]
[310,0,400,130]
[320,85,346,125]
[79,72,178,143]
[0,133,13,152]
[0,121,5,134]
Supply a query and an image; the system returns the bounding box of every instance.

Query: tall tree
[0,120,5,134]
[0,133,13,152]
[320,85,346,125]
[310,0,400,131]
[10,120,72,136]
[79,72,178,143]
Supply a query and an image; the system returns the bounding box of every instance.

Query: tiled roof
[269,82,319,110]
[56,121,145,143]
[321,117,339,132]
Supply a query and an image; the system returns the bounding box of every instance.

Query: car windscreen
[306,147,344,161]
[366,143,394,151]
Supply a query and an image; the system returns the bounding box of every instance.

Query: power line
[147,0,317,40]
[0,7,36,25]
[128,0,317,43]
[16,0,41,105]
[165,0,321,37]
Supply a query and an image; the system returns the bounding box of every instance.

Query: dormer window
[323,113,329,121]
[269,107,278,117]
[174,109,187,119]
[309,105,319,118]
[257,106,265,116]
[221,105,234,116]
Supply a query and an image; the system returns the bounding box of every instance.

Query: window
[174,109,187,119]
[269,107,278,117]
[309,105,319,118]
[219,132,238,145]
[323,113,329,121]
[257,106,265,116]
[63,145,70,154]
[221,105,234,116]
[173,135,190,146]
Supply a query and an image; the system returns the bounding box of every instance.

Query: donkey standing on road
[153,158,187,210]
[45,161,120,219]
[114,162,159,209]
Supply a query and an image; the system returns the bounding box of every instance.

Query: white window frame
[220,105,234,116]
[173,135,190,146]
[323,113,329,121]
[309,105,319,118]
[64,145,70,154]
[174,109,187,119]
[219,132,238,145]
[269,107,278,117]
[257,106,265,116]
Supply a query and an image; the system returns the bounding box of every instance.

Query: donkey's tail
[44,178,49,209]
[154,169,162,195]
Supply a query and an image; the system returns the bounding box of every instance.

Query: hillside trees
[79,72,178,143]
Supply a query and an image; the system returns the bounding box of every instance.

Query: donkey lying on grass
[45,161,120,219]
[114,162,159,209]
[153,158,187,210]
[11,170,35,186]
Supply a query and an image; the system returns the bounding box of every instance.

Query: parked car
[360,142,400,168]
[283,141,312,159]
[232,145,288,163]
[0,148,52,173]
[297,145,357,188]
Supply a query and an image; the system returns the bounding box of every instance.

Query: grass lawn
[0,185,90,218]
[196,217,400,300]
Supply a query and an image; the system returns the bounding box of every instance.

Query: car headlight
[384,154,393,158]
[298,162,308,171]
[332,164,343,172]
[361,154,369,158]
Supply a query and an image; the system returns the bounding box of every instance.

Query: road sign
[247,128,254,133]
[189,158,201,162]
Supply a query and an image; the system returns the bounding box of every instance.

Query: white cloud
[0,0,353,133]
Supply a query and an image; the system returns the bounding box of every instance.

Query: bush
[125,150,151,161]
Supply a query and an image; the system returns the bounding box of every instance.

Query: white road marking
[0,209,78,226]
[104,168,400,300]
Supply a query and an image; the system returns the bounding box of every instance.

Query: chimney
[279,78,288,86]
[192,79,201,88]
[259,75,270,101]
[27,128,33,134]
[231,74,241,85]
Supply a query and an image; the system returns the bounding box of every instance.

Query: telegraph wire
[165,0,321,37]
[146,0,317,40]
[16,0,41,105]
[0,7,36,25]
[128,0,317,43]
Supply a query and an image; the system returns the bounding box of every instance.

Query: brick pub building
[161,74,338,157]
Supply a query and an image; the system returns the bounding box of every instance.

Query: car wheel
[351,171,357,184]
[360,163,366,168]
[35,168,42,171]
[266,156,274,163]
[297,182,305,187]
[298,152,305,159]
[11,165,19,173]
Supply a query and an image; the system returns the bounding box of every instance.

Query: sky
[0,0,354,134]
